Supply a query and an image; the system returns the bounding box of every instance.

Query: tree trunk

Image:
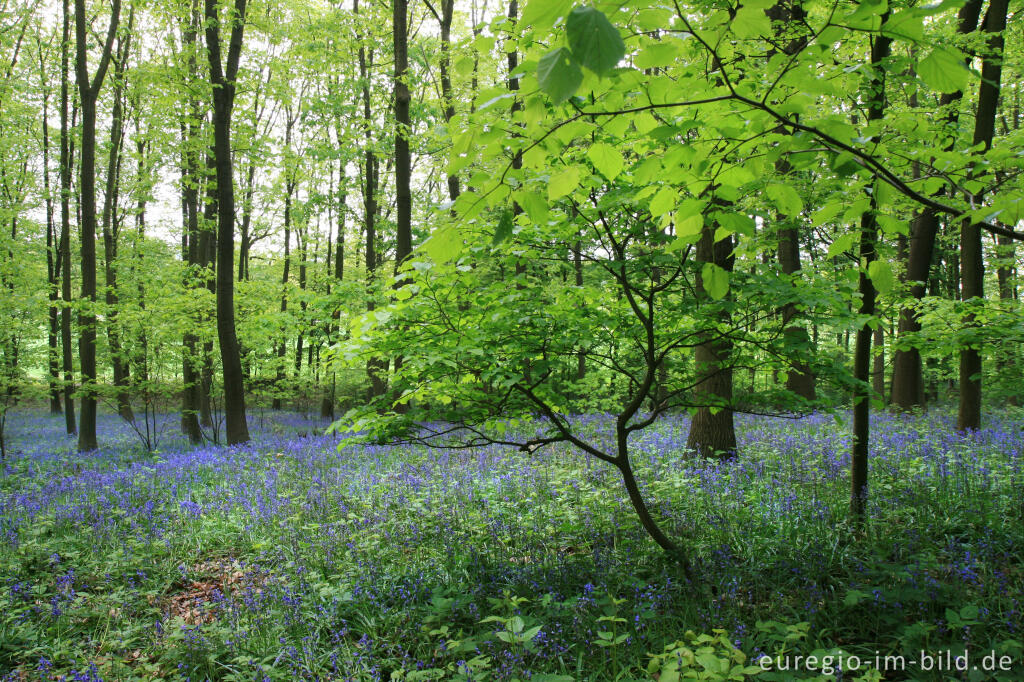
[891,0,983,411]
[686,224,736,459]
[957,0,1008,432]
[274,156,293,411]
[100,26,134,423]
[205,0,250,445]
[851,30,892,519]
[40,70,62,414]
[872,326,885,401]
[357,0,387,400]
[439,0,460,201]
[59,0,76,434]
[74,0,121,451]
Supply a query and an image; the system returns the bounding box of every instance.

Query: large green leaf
[867,260,895,294]
[649,186,678,218]
[516,190,549,224]
[731,5,770,39]
[566,6,625,75]
[521,0,574,32]
[548,166,581,200]
[766,183,804,216]
[702,263,730,300]
[918,47,970,94]
[538,47,583,103]
[587,142,624,181]
[422,226,461,263]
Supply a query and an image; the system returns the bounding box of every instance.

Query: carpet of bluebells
[1,408,1023,681]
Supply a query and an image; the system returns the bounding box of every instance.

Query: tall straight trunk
[274,180,292,410]
[872,326,885,400]
[357,0,386,400]
[132,136,149,387]
[295,226,307,374]
[768,0,815,402]
[574,241,585,384]
[957,0,1009,432]
[74,0,121,452]
[891,0,983,411]
[197,153,217,428]
[394,0,411,268]
[507,0,530,385]
[238,162,255,281]
[205,0,250,445]
[851,29,892,519]
[778,223,816,400]
[59,0,76,434]
[101,25,134,423]
[40,68,62,414]
[438,0,459,201]
[391,0,411,410]
[180,2,203,443]
[321,159,346,418]
[686,225,736,459]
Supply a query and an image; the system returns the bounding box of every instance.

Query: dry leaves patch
[162,557,267,626]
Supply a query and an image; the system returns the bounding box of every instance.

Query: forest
[1,0,1023,679]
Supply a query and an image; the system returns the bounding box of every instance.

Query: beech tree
[74,0,122,452]
[205,0,250,445]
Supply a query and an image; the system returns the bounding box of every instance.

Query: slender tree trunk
[957,0,1009,432]
[238,163,255,281]
[274,154,293,411]
[357,0,387,400]
[391,0,412,411]
[100,26,134,423]
[59,0,76,434]
[205,0,250,445]
[851,30,892,519]
[295,226,307,375]
[178,1,204,443]
[74,0,122,451]
[872,326,885,400]
[41,72,62,414]
[438,0,459,201]
[321,159,346,418]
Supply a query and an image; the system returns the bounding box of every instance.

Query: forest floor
[1,408,1022,681]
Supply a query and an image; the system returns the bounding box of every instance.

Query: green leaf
[566,6,625,75]
[493,209,514,245]
[587,142,624,181]
[538,47,583,103]
[516,190,549,224]
[649,186,678,218]
[548,166,580,200]
[422,226,461,263]
[867,260,895,294]
[702,263,729,300]
[675,213,703,238]
[521,0,574,32]
[765,183,804,216]
[881,10,924,42]
[731,5,770,39]
[826,232,857,259]
[634,39,682,70]
[918,47,970,94]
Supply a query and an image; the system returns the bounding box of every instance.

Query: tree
[205,0,250,445]
[957,0,1009,432]
[74,0,122,452]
